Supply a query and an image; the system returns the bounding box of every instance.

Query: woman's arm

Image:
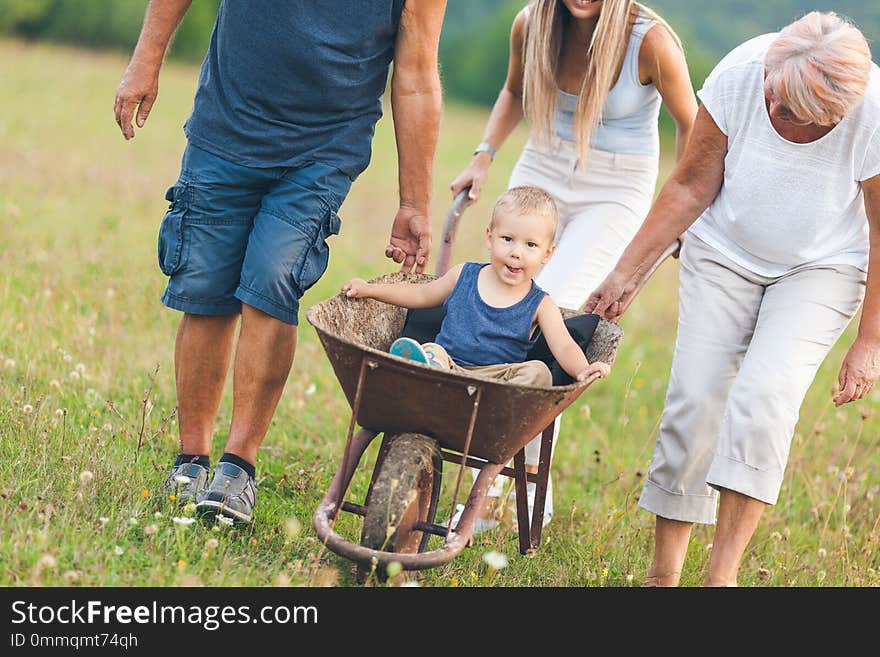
[450,9,528,204]
[834,172,880,406]
[640,24,698,162]
[536,298,610,382]
[342,264,463,309]
[584,105,727,320]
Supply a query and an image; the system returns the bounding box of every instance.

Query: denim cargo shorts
[157,143,353,324]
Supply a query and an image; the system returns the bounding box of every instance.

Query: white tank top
[555,12,661,155]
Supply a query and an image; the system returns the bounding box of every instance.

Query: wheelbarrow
[309,190,679,578]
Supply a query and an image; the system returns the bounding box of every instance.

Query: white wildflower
[172,517,196,526]
[284,517,302,539]
[482,551,508,570]
[37,554,57,569]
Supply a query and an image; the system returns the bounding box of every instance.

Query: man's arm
[834,173,880,406]
[386,0,447,273]
[114,0,193,140]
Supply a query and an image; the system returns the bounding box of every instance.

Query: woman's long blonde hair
[522,0,682,164]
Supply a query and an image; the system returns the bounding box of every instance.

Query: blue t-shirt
[435,262,548,367]
[184,0,405,178]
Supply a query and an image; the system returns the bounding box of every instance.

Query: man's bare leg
[174,313,239,456]
[705,488,766,587]
[224,303,297,464]
[643,515,693,586]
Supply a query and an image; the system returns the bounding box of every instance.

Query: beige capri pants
[639,235,866,524]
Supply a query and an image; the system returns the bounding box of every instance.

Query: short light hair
[491,185,558,239]
[764,12,872,126]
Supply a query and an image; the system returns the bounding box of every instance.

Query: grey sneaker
[164,461,209,505]
[195,462,257,524]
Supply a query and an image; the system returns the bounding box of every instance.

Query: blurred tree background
[1,0,877,133]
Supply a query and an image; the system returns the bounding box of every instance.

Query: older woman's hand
[833,337,880,406]
[583,269,634,321]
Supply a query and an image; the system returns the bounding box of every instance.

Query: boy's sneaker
[389,337,429,364]
[195,462,257,524]
[164,462,209,505]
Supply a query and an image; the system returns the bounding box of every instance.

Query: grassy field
[1,39,878,588]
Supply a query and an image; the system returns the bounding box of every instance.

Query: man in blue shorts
[114,0,446,524]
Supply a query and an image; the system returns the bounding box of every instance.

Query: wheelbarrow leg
[529,420,556,550]
[513,449,532,554]
[318,428,379,521]
[513,419,556,554]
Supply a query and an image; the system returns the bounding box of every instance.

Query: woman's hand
[583,269,635,321]
[834,337,880,406]
[450,153,492,206]
[342,278,370,298]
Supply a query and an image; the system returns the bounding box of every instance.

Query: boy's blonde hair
[491,185,559,240]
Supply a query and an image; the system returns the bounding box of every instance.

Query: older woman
[586,11,880,586]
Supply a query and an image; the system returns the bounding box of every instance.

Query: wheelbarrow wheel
[358,433,442,582]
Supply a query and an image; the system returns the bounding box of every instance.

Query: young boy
[342,186,611,386]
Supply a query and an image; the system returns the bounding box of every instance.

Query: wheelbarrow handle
[434,186,472,277]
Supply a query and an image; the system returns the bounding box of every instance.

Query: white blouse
[689,33,880,276]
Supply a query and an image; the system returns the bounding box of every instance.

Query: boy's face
[485,210,556,288]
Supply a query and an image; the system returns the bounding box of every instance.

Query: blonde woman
[588,12,880,586]
[449,0,697,530]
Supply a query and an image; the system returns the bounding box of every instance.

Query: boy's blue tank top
[435,262,548,367]
[184,0,405,179]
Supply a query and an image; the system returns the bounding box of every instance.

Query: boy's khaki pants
[421,343,552,387]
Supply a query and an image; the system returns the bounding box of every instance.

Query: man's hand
[114,59,159,140]
[341,278,371,298]
[834,337,880,406]
[385,206,432,274]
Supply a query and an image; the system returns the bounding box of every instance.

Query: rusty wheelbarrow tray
[307,273,623,575]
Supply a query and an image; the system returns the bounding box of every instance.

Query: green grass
[1,39,878,588]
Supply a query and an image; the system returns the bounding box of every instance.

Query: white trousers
[639,235,866,524]
[509,138,658,310]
